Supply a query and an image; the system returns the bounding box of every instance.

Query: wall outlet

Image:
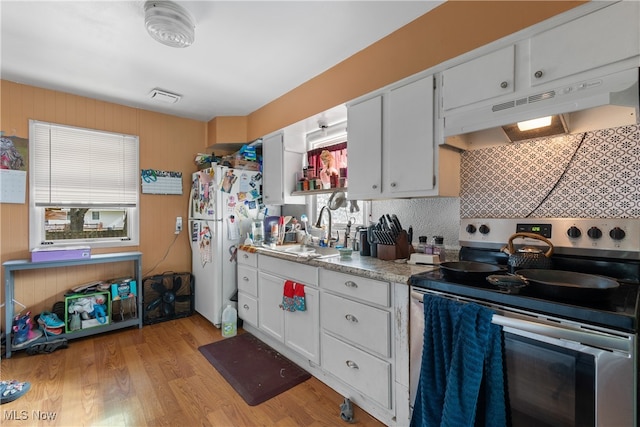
[175,217,183,234]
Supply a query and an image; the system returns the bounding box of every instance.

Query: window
[29,120,139,249]
[304,128,368,237]
[314,192,368,229]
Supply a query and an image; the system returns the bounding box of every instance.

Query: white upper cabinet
[347,95,383,200]
[262,132,305,205]
[442,45,515,111]
[529,1,640,87]
[386,76,435,196]
[440,1,640,114]
[348,74,456,199]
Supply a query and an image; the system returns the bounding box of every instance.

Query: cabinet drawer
[237,265,258,296]
[238,293,258,327]
[321,293,390,358]
[238,250,258,267]
[259,255,317,286]
[320,269,389,307]
[322,332,391,409]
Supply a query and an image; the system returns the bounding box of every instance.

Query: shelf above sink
[291,187,348,196]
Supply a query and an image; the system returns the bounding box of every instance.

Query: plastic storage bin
[65,291,111,333]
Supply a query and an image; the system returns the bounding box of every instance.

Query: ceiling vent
[148,89,181,104]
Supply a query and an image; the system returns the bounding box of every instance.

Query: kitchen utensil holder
[377,231,410,260]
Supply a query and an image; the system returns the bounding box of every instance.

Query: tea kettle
[501,232,554,272]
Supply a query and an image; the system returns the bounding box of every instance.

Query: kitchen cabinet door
[441,45,515,111]
[347,74,447,199]
[347,95,383,200]
[258,268,319,363]
[262,132,305,205]
[284,286,319,364]
[529,1,640,87]
[258,271,284,341]
[386,75,435,196]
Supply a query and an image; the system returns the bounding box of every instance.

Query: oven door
[501,322,635,427]
[410,289,637,427]
[504,332,595,426]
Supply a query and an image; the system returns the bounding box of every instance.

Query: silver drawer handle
[344,281,358,288]
[243,276,249,281]
[345,314,358,323]
[243,254,249,259]
[346,360,359,369]
[243,304,249,310]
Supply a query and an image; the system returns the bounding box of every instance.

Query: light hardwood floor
[1,314,384,427]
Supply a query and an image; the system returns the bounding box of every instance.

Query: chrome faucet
[315,206,332,246]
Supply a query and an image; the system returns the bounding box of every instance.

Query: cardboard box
[110,279,137,300]
[31,246,91,263]
[222,155,261,171]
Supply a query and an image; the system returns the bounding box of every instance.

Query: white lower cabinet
[321,292,390,358]
[257,256,320,364]
[321,332,391,408]
[237,252,259,328]
[319,269,410,426]
[240,253,410,427]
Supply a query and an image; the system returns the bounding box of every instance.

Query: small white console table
[3,251,143,358]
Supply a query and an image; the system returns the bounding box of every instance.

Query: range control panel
[460,218,640,256]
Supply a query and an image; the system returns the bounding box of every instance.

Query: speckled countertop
[252,246,441,284]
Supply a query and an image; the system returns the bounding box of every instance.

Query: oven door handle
[410,291,632,354]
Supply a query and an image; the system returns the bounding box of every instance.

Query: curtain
[307,142,347,179]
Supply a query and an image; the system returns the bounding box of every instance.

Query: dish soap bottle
[222,305,237,338]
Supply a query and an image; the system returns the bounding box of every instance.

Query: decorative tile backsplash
[460,124,640,219]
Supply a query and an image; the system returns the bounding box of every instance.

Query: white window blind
[30,120,139,207]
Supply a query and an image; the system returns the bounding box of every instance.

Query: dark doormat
[198,333,311,406]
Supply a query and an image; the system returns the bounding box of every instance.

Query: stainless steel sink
[267,244,340,259]
[281,244,316,254]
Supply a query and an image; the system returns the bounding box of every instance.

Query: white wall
[371,197,460,250]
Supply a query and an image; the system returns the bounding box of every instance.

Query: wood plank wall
[0,81,205,320]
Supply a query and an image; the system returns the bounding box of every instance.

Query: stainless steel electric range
[409,218,640,427]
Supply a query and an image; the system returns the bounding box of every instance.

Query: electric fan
[143,272,194,324]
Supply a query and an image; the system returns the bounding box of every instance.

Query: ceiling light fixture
[307,121,347,147]
[144,1,195,48]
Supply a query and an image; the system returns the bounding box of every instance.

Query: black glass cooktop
[410,268,640,333]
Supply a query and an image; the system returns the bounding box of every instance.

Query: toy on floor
[68,294,107,324]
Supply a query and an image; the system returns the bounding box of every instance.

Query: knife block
[377,231,410,260]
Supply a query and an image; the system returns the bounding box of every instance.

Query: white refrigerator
[189,165,264,327]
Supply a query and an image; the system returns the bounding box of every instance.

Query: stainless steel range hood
[443,67,639,149]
